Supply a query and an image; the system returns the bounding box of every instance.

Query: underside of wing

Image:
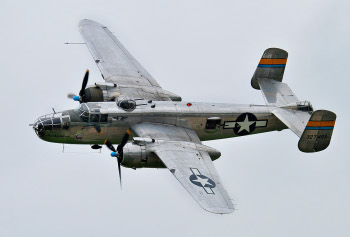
[79,19,181,101]
[154,145,234,214]
[131,123,234,214]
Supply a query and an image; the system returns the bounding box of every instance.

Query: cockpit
[76,103,108,123]
[73,100,137,124]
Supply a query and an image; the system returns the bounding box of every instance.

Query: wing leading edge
[131,123,234,214]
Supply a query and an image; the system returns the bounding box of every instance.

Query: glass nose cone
[32,112,70,134]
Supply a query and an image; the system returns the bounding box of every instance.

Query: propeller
[67,69,89,102]
[104,130,130,188]
[93,124,102,135]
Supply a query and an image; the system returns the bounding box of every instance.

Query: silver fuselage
[33,101,287,145]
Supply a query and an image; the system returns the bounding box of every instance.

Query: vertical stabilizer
[251,48,288,90]
[298,110,336,153]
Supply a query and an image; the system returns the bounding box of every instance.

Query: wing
[79,19,180,101]
[131,123,235,214]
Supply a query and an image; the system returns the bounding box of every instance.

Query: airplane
[32,19,336,214]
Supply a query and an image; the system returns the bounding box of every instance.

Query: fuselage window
[206,117,222,129]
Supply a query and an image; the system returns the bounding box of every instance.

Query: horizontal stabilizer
[251,48,288,90]
[272,108,311,137]
[298,110,336,153]
[258,78,299,106]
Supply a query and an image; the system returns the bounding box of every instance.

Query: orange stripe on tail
[259,58,287,65]
[306,121,335,127]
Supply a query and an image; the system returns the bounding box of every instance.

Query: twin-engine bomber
[32,19,336,214]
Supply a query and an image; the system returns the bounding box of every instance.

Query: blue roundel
[189,174,216,188]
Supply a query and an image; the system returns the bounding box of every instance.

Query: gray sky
[1,0,349,236]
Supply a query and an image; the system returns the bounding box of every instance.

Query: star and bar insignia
[223,113,268,136]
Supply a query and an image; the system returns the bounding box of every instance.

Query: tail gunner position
[32,19,336,214]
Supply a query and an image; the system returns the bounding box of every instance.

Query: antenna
[64,42,86,45]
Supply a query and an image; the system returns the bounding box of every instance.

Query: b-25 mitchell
[33,19,336,214]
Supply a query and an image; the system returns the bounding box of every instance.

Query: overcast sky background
[1,0,349,236]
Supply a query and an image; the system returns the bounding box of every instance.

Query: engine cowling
[121,142,164,169]
[81,83,118,102]
[121,141,221,169]
[83,87,104,102]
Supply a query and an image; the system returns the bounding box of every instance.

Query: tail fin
[251,48,288,90]
[252,48,336,152]
[298,110,336,153]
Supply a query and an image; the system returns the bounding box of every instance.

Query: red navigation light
[187,103,192,107]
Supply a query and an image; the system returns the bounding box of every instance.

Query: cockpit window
[101,114,108,123]
[76,103,109,123]
[90,114,100,122]
[78,104,90,122]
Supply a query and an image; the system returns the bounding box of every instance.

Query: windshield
[76,103,108,122]
[77,103,90,122]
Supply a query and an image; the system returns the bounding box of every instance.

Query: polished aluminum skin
[32,19,336,214]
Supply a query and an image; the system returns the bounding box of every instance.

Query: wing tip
[79,19,105,27]
[204,206,235,214]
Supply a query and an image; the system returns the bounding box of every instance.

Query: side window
[206,117,221,129]
[100,114,108,123]
[90,114,100,123]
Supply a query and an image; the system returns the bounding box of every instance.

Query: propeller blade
[93,124,102,135]
[104,139,116,152]
[79,69,89,97]
[117,156,122,189]
[104,131,130,189]
[117,130,130,152]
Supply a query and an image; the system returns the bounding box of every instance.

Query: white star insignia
[191,175,209,187]
[237,115,255,133]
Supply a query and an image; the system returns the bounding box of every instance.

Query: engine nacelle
[121,140,221,169]
[121,142,164,169]
[82,83,118,102]
[82,87,104,102]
